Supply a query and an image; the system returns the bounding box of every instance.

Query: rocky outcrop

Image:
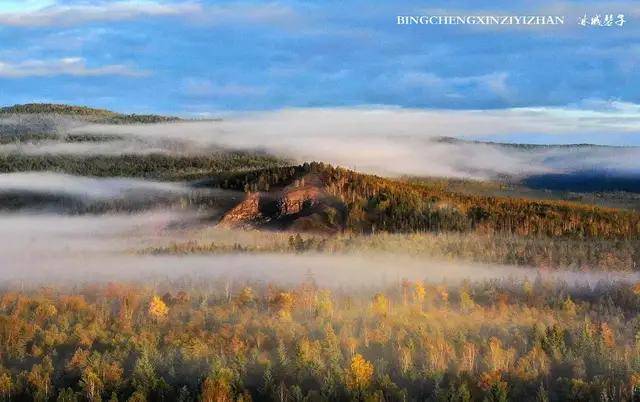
[218,192,263,227]
[277,186,322,216]
[217,174,345,232]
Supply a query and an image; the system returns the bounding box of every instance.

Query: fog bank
[71,108,640,179]
[0,172,188,199]
[1,212,638,289]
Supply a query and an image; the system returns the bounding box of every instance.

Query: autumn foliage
[0,276,639,401]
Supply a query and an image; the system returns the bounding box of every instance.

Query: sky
[0,0,639,144]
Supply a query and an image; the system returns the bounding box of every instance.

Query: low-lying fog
[3,108,640,180]
[1,212,638,289]
[69,108,640,179]
[0,172,188,199]
[0,172,242,213]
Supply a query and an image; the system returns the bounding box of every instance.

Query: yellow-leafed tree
[345,354,374,394]
[148,296,169,321]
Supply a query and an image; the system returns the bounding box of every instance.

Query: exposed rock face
[218,174,345,232]
[218,192,263,227]
[277,186,322,216]
[274,174,325,216]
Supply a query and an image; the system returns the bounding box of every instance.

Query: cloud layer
[0,57,145,78]
[0,1,200,27]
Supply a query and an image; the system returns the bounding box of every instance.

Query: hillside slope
[0,103,180,124]
[205,162,640,239]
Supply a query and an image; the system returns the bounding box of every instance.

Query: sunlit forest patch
[1,277,640,401]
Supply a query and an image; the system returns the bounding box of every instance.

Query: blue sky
[0,0,638,140]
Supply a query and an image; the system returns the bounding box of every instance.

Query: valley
[1,104,640,401]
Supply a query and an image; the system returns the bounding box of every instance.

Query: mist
[1,212,637,290]
[2,108,639,290]
[0,172,189,199]
[65,107,640,179]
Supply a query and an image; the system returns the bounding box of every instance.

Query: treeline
[64,134,126,143]
[0,104,180,124]
[436,136,609,150]
[0,190,225,215]
[0,132,59,144]
[0,153,288,181]
[1,278,640,401]
[208,162,640,240]
[141,231,640,271]
[0,133,126,145]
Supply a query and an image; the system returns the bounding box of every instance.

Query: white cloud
[0,0,56,13]
[0,1,297,28]
[0,57,146,78]
[0,1,201,27]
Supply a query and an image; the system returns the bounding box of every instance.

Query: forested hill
[0,103,180,124]
[206,162,640,240]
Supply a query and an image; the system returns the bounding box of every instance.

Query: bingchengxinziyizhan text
[396,14,627,27]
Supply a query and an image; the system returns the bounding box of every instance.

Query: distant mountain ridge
[0,103,180,124]
[435,136,632,149]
